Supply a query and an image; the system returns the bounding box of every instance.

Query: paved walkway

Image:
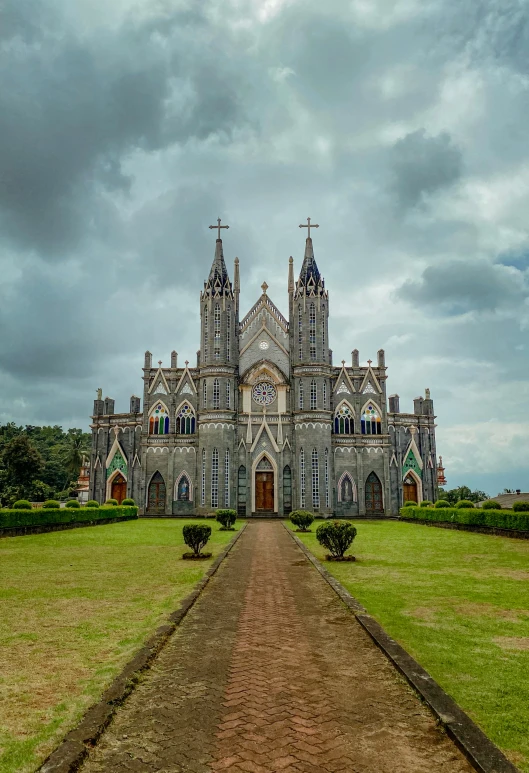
[81,522,473,773]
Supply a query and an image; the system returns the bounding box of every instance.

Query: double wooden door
[365,472,383,514]
[111,473,127,505]
[403,477,418,503]
[255,472,274,511]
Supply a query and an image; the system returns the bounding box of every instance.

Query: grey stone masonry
[89,232,440,515]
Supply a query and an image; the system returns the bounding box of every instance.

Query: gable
[403,448,422,478]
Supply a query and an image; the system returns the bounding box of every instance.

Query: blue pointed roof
[208,239,230,285]
[298,237,321,285]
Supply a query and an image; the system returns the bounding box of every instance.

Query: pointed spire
[288,256,294,294]
[234,257,240,292]
[208,238,230,285]
[299,237,321,285]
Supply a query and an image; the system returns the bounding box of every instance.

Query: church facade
[89,226,439,516]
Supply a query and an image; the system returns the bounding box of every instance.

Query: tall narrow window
[201,448,206,505]
[226,381,231,408]
[299,380,304,409]
[214,303,221,360]
[203,381,207,408]
[309,303,316,343]
[361,404,382,435]
[149,403,169,435]
[334,403,354,434]
[310,345,316,361]
[300,448,306,508]
[226,305,231,361]
[312,448,319,509]
[324,448,329,508]
[204,306,208,361]
[322,304,326,352]
[323,381,327,408]
[176,403,196,434]
[211,448,219,508]
[213,378,220,408]
[298,306,303,360]
[224,449,230,507]
[310,379,317,410]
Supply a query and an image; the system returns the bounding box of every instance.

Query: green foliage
[316,520,357,558]
[12,500,32,510]
[105,498,118,506]
[182,524,212,555]
[435,499,450,508]
[216,509,236,528]
[420,500,432,507]
[400,505,529,531]
[482,500,501,510]
[65,499,81,509]
[42,500,60,509]
[455,499,475,509]
[85,500,100,508]
[289,510,315,531]
[438,486,489,505]
[513,501,529,512]
[0,505,138,530]
[402,501,417,507]
[122,498,136,506]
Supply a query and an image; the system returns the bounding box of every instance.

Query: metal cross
[261,281,268,294]
[158,360,162,367]
[367,359,372,366]
[299,217,319,238]
[209,217,229,239]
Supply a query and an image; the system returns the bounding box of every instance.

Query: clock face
[259,340,269,350]
[252,381,277,406]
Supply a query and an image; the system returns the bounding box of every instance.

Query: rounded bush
[13,500,32,510]
[513,501,529,512]
[482,500,501,510]
[316,521,357,558]
[122,498,136,506]
[435,499,450,508]
[290,510,315,531]
[216,509,237,529]
[104,499,118,506]
[65,499,81,508]
[455,499,475,509]
[42,500,60,509]
[402,501,417,508]
[85,500,100,508]
[183,524,212,555]
[420,500,432,507]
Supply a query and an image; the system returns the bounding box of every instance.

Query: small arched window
[149,403,169,435]
[361,404,382,435]
[213,378,220,408]
[334,403,354,434]
[176,403,196,435]
[310,379,317,410]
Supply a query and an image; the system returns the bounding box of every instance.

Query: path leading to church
[81,522,473,773]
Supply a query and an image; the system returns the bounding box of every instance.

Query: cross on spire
[261,281,268,294]
[158,360,162,367]
[209,217,229,240]
[299,217,319,238]
[367,359,372,366]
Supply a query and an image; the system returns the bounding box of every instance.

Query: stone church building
[89,224,439,516]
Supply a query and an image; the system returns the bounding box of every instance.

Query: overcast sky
[1,0,528,495]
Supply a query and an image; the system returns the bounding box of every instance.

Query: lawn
[293,520,529,772]
[0,518,240,773]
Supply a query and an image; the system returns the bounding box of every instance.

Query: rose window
[252,381,277,406]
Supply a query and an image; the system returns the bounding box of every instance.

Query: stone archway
[365,472,384,514]
[147,471,166,514]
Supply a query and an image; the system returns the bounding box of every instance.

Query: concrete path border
[284,524,520,773]
[39,523,247,773]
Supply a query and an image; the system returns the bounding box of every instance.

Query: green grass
[293,520,529,772]
[0,518,240,773]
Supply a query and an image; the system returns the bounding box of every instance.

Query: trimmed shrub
[216,509,236,529]
[0,505,138,531]
[316,521,357,558]
[290,510,315,531]
[455,499,475,509]
[402,501,417,508]
[183,524,212,556]
[513,501,529,512]
[122,498,136,506]
[65,499,81,508]
[105,498,118,506]
[399,505,529,532]
[13,500,32,510]
[482,500,501,510]
[42,500,60,509]
[420,500,432,507]
[435,499,450,508]
[85,500,100,508]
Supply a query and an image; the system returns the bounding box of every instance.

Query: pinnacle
[207,238,230,286]
[298,237,321,286]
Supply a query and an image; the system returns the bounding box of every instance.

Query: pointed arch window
[226,381,231,409]
[299,380,304,409]
[309,303,316,343]
[224,449,230,507]
[176,403,196,435]
[310,379,317,410]
[226,305,231,361]
[149,403,169,435]
[300,448,306,508]
[334,403,354,435]
[312,448,319,509]
[177,475,190,501]
[201,449,206,505]
[324,448,329,507]
[214,303,221,360]
[361,404,382,435]
[203,306,208,361]
[213,378,220,408]
[211,448,219,508]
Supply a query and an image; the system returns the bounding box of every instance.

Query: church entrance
[111,473,127,504]
[403,475,418,504]
[365,472,383,514]
[147,471,166,514]
[255,457,275,512]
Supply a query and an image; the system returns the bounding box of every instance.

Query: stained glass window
[312,448,319,509]
[211,448,219,508]
[176,403,195,435]
[334,403,354,435]
[361,404,382,435]
[310,379,317,410]
[213,378,220,408]
[252,382,276,406]
[149,403,170,435]
[300,448,306,508]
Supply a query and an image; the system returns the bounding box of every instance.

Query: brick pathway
[81,522,473,773]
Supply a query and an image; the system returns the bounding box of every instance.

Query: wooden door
[147,472,166,514]
[111,473,127,504]
[255,472,274,511]
[403,477,417,503]
[365,472,383,513]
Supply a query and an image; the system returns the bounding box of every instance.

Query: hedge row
[0,505,138,530]
[400,506,529,532]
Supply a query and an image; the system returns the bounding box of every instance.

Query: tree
[438,486,489,505]
[1,435,44,504]
[64,430,85,480]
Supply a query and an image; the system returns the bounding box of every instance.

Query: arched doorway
[111,472,127,504]
[403,474,418,504]
[255,456,274,512]
[147,472,166,514]
[365,472,383,514]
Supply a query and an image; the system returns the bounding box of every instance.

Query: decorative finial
[367,359,372,366]
[209,217,229,239]
[234,256,239,264]
[289,256,293,264]
[341,360,345,366]
[261,281,268,294]
[185,360,189,367]
[299,217,319,238]
[425,388,431,399]
[158,360,162,367]
[96,388,102,401]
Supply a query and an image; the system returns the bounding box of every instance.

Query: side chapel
[89,219,439,516]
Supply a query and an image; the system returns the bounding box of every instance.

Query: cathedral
[89,220,439,516]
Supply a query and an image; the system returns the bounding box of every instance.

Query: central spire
[202,218,233,299]
[298,237,321,285]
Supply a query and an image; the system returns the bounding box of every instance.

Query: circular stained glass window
[252,381,277,405]
[259,340,269,350]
